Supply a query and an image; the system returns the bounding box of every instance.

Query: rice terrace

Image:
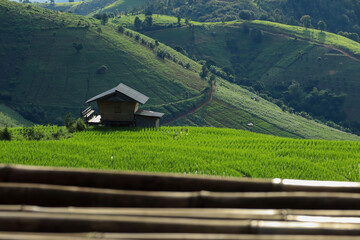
[0,126,359,182]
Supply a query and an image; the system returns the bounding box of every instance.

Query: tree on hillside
[68,0,74,2]
[72,42,83,53]
[101,13,108,25]
[177,14,181,26]
[200,65,209,79]
[300,15,312,29]
[134,16,142,30]
[318,20,327,32]
[144,16,153,28]
[239,10,254,21]
[145,8,152,17]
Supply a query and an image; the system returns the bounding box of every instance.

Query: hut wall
[97,101,138,122]
[136,116,160,128]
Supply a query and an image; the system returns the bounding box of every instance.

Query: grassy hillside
[0,0,208,125]
[0,105,33,128]
[1,126,360,181]
[37,0,146,16]
[171,79,359,141]
[141,19,360,134]
[1,0,358,140]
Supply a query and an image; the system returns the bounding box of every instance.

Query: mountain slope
[0,0,358,140]
[136,18,360,134]
[37,0,146,16]
[0,0,207,124]
[0,105,33,128]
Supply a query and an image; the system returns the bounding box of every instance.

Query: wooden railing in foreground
[1,164,360,239]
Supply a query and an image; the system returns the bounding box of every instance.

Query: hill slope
[0,105,33,128]
[36,0,146,16]
[0,0,358,140]
[134,18,360,134]
[0,0,208,125]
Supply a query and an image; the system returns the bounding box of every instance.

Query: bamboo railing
[1,164,360,239]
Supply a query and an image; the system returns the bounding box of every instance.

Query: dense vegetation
[1,126,359,181]
[138,18,360,134]
[133,0,360,40]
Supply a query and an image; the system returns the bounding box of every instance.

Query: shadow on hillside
[87,126,160,133]
[318,31,326,43]
[303,29,311,38]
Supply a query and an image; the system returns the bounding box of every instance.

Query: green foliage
[0,127,12,141]
[338,31,360,42]
[318,20,326,32]
[300,15,312,29]
[65,113,75,129]
[101,13,109,25]
[117,26,125,33]
[75,118,86,132]
[239,10,254,21]
[0,126,359,181]
[200,65,209,79]
[134,16,142,30]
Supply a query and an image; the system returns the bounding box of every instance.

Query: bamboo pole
[1,211,360,235]
[2,164,360,193]
[1,183,360,209]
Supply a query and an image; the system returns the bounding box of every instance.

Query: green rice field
[1,126,359,181]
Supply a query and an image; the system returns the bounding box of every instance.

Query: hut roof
[135,110,165,118]
[86,83,149,104]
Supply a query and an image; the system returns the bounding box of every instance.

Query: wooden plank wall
[97,101,138,122]
[1,164,360,239]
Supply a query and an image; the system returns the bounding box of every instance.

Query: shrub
[135,34,140,41]
[52,128,66,140]
[118,26,125,33]
[65,113,75,129]
[23,127,45,141]
[157,50,166,59]
[0,126,11,141]
[75,118,86,132]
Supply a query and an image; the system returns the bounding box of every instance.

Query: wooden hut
[83,83,164,127]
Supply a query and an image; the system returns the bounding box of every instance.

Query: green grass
[143,21,360,132]
[37,0,147,16]
[100,0,146,14]
[1,126,359,181]
[0,105,33,128]
[0,0,207,125]
[249,20,360,57]
[115,14,188,28]
[171,79,359,141]
[213,80,358,140]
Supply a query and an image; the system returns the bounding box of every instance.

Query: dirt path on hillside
[261,29,360,62]
[164,83,215,125]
